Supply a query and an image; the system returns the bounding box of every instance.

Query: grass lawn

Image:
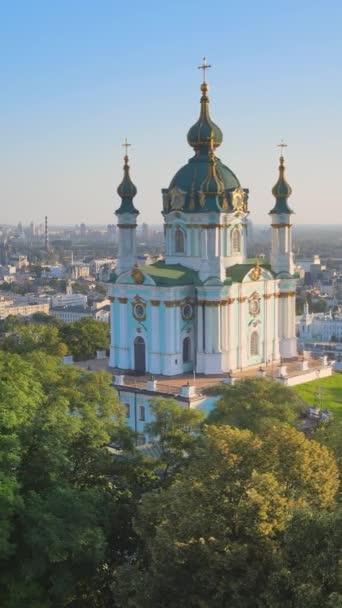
[293,373,342,421]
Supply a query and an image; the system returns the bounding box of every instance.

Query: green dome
[269,156,293,215]
[170,154,239,192]
[162,78,246,214]
[115,155,139,216]
[187,83,223,151]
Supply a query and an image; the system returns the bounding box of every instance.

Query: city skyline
[1,0,342,226]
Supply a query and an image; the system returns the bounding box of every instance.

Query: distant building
[50,305,93,323]
[298,303,342,342]
[0,299,50,320]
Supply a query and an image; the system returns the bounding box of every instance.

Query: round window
[134,303,145,319]
[182,303,193,320]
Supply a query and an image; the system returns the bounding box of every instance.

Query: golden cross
[122,138,131,156]
[277,139,288,155]
[198,57,211,83]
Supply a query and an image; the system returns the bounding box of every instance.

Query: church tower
[162,59,249,282]
[269,150,294,276]
[269,149,297,359]
[115,142,139,275]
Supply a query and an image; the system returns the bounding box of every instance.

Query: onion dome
[270,155,293,214]
[115,153,139,216]
[187,82,223,152]
[163,62,242,214]
[201,140,225,196]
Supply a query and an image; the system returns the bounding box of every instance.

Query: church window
[250,331,259,357]
[175,227,185,254]
[139,405,146,422]
[232,228,241,253]
[133,302,145,320]
[182,336,191,363]
[182,303,193,320]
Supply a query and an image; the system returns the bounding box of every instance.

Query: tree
[206,378,303,432]
[145,398,205,483]
[0,351,131,607]
[93,283,108,296]
[112,424,339,607]
[263,508,342,608]
[2,323,67,357]
[60,317,110,360]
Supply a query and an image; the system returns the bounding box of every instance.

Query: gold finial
[122,138,131,161]
[198,57,211,83]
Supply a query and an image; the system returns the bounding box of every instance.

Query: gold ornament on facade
[251,262,262,281]
[131,265,145,284]
[232,187,246,212]
[248,292,261,316]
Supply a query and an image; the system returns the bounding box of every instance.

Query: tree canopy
[206,378,303,432]
[0,351,130,607]
[113,424,340,607]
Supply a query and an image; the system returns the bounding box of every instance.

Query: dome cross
[122,138,131,158]
[277,139,288,157]
[198,57,211,83]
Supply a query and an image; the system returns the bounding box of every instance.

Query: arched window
[232,228,241,253]
[175,227,185,254]
[182,336,191,363]
[250,331,259,357]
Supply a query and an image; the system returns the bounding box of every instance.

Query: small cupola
[270,150,293,214]
[115,140,139,216]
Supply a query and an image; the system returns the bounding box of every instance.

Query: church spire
[187,58,223,153]
[116,140,139,216]
[269,143,293,214]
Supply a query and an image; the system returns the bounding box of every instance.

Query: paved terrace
[76,355,332,395]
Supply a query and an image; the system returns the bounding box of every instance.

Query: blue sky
[1,0,341,226]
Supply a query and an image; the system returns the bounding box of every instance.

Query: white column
[238,298,247,368]
[150,303,161,374]
[118,299,129,368]
[197,303,203,354]
[109,299,116,367]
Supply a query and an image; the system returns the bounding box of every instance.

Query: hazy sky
[1,0,341,227]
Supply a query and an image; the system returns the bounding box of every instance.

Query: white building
[298,303,342,342]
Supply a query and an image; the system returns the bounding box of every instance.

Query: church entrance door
[134,337,146,373]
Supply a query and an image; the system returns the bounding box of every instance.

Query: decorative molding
[117,224,136,229]
[278,291,296,298]
[271,223,292,228]
[263,294,272,299]
[131,265,145,284]
[151,300,160,306]
[118,297,128,304]
[238,296,247,303]
[250,263,262,281]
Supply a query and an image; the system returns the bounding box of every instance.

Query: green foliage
[72,281,90,295]
[113,424,340,607]
[206,378,302,432]
[1,322,68,357]
[0,315,110,361]
[145,398,205,483]
[60,317,110,360]
[0,351,129,607]
[93,283,108,295]
[264,508,342,608]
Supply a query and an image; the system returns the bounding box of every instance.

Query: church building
[109,63,297,376]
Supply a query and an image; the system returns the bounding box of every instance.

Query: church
[108,63,297,376]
